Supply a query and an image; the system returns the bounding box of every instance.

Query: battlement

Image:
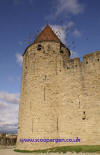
[83,51,100,63]
[65,51,100,70]
[66,57,81,69]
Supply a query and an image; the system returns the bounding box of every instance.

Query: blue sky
[0,0,100,133]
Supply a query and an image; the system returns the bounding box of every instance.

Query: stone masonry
[16,25,100,151]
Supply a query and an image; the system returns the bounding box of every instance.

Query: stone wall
[16,41,100,150]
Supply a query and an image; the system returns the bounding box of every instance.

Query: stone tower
[16,25,100,151]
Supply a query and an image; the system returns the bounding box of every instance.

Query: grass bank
[14,145,100,153]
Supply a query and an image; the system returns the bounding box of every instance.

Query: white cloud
[0,102,8,110]
[73,29,81,37]
[16,53,23,66]
[0,92,19,104]
[0,92,19,133]
[50,22,74,44]
[54,0,84,17]
[51,25,67,43]
[0,104,18,133]
[66,21,75,28]
[70,50,79,58]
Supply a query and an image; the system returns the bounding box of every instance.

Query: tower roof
[23,24,71,56]
[34,24,62,43]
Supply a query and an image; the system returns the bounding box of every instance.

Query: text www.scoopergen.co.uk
[20,137,80,143]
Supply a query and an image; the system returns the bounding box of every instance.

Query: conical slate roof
[34,24,62,43]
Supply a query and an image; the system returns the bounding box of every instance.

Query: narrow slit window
[82,111,86,120]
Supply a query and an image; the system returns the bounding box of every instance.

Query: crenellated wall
[16,41,100,151]
[65,51,100,71]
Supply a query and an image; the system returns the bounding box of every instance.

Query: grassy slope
[14,145,100,153]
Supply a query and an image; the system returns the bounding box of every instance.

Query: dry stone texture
[16,41,100,150]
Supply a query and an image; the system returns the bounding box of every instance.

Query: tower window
[86,61,88,64]
[37,44,42,50]
[60,50,64,54]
